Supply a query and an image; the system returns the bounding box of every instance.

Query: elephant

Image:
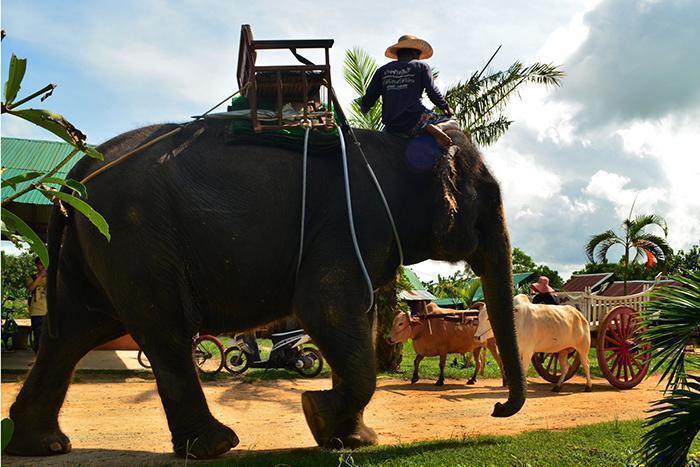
[6,119,526,458]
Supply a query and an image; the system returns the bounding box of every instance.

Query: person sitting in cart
[531,276,560,305]
[359,34,458,148]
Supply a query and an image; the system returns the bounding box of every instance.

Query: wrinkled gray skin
[7,120,525,459]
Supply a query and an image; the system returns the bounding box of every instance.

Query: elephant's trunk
[479,222,526,417]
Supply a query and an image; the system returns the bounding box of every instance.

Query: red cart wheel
[596,306,650,389]
[532,350,581,384]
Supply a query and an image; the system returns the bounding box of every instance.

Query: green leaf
[1,208,49,266]
[82,146,104,160]
[3,54,27,104]
[6,108,103,160]
[1,418,14,451]
[38,189,110,241]
[343,47,384,131]
[1,171,43,190]
[41,177,88,198]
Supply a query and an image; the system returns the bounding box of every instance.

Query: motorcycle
[224,329,324,377]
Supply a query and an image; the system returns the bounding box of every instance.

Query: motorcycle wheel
[137,350,151,369]
[295,347,324,377]
[224,345,251,375]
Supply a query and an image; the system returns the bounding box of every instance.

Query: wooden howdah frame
[237,24,335,132]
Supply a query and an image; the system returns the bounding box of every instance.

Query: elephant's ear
[433,147,460,238]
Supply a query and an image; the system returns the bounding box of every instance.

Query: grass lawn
[208,419,700,466]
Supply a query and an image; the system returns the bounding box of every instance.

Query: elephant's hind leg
[295,274,378,449]
[133,329,238,459]
[7,297,124,456]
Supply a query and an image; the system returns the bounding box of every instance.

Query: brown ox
[389,309,504,386]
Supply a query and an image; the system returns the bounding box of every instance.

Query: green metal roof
[1,137,87,205]
[433,297,465,307]
[402,268,426,291]
[472,271,536,301]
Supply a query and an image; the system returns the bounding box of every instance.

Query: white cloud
[584,170,667,219]
[486,144,562,215]
[1,115,58,140]
[616,114,700,249]
[409,261,465,283]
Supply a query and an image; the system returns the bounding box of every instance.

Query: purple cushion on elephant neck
[405,135,441,172]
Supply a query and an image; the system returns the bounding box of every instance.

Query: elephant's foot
[5,424,71,456]
[173,419,239,459]
[301,390,377,449]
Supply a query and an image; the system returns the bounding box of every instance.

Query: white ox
[475,294,592,392]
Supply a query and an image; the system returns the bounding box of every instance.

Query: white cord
[338,127,375,313]
[296,126,310,276]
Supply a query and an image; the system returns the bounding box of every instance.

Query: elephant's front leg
[295,280,378,449]
[135,331,238,458]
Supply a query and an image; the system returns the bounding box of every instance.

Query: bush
[1,251,35,317]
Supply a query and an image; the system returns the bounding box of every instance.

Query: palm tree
[426,269,482,306]
[639,271,700,465]
[586,213,671,294]
[343,46,564,371]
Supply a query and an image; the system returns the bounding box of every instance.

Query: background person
[530,276,560,305]
[26,257,47,353]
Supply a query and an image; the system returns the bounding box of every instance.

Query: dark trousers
[241,334,261,361]
[30,315,45,353]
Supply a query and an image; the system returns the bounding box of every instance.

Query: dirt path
[2,375,662,466]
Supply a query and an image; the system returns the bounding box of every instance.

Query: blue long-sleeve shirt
[360,59,449,133]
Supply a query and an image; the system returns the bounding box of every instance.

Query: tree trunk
[374,276,403,372]
[624,246,629,295]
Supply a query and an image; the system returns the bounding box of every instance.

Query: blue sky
[2,0,699,281]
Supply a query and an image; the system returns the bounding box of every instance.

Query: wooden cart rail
[561,285,653,332]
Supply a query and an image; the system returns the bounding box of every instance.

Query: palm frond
[343,47,383,131]
[639,272,700,466]
[585,230,623,263]
[639,374,700,466]
[641,271,700,393]
[348,99,383,130]
[343,47,377,96]
[629,213,669,238]
[632,247,645,263]
[468,115,513,146]
[445,60,564,140]
[634,235,673,263]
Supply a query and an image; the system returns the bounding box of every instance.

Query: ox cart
[531,285,656,389]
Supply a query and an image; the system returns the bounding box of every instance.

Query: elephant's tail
[46,200,68,339]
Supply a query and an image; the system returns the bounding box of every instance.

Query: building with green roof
[1,137,87,240]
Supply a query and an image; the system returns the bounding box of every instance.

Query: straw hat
[385,34,433,60]
[531,276,555,294]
